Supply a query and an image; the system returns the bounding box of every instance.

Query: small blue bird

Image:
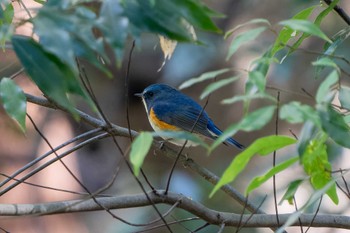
[135,84,244,149]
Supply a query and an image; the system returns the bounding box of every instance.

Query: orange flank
[149,108,179,131]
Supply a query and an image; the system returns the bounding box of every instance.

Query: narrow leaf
[210,135,296,197]
[318,105,350,148]
[279,179,304,205]
[226,26,267,60]
[0,78,26,132]
[130,132,153,176]
[222,93,276,105]
[200,76,240,99]
[225,18,270,38]
[246,156,298,195]
[280,101,320,126]
[338,86,350,110]
[179,68,230,89]
[315,70,338,104]
[279,19,331,43]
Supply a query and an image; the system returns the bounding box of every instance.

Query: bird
[135,84,244,149]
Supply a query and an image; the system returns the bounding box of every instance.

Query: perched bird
[135,84,244,149]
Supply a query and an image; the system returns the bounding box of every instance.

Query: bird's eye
[148,91,153,97]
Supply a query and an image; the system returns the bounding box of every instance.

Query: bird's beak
[134,93,143,98]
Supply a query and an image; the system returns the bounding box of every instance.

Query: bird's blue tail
[207,121,245,150]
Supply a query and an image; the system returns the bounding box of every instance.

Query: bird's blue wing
[152,103,213,137]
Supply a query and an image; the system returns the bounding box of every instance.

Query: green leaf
[210,106,276,152]
[276,179,337,233]
[315,70,338,104]
[130,132,153,176]
[339,86,350,110]
[280,101,320,126]
[271,5,317,56]
[284,1,339,58]
[246,156,298,195]
[318,104,350,148]
[12,35,87,117]
[200,76,240,99]
[152,130,208,149]
[245,70,266,95]
[312,57,340,76]
[179,68,230,89]
[226,26,267,60]
[324,27,350,56]
[210,135,297,197]
[278,19,331,43]
[225,18,270,38]
[279,179,304,205]
[222,93,276,105]
[301,135,338,204]
[0,78,26,132]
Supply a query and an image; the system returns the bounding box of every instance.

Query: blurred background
[0,0,350,232]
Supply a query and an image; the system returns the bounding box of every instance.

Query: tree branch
[323,0,350,25]
[0,191,348,229]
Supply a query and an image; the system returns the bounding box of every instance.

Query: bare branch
[0,191,349,230]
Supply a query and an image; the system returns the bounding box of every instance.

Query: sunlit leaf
[130,132,153,176]
[315,70,338,104]
[179,68,230,89]
[301,135,338,203]
[0,78,26,132]
[210,135,297,197]
[226,26,267,60]
[279,179,304,205]
[210,106,276,152]
[200,76,240,99]
[246,156,298,195]
[279,19,331,43]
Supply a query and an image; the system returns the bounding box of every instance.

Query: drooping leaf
[280,101,320,126]
[210,135,297,197]
[312,57,340,77]
[278,19,331,43]
[315,70,338,104]
[210,106,276,152]
[130,132,153,176]
[246,156,298,195]
[318,104,350,148]
[245,70,266,95]
[0,78,26,132]
[226,26,267,60]
[12,35,87,117]
[339,86,350,110]
[200,76,240,99]
[279,179,304,205]
[179,68,230,89]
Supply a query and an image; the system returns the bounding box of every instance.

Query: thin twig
[293,197,304,233]
[272,91,281,226]
[305,196,323,233]
[323,0,350,25]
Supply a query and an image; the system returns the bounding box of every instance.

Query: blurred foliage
[1,0,350,231]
